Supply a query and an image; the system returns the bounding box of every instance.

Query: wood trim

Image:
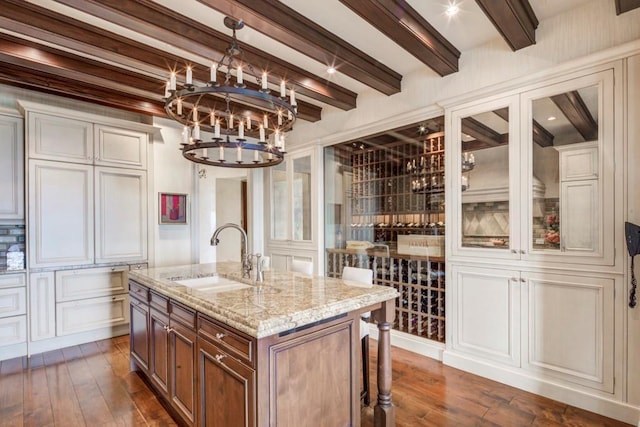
[615,0,640,14]
[197,0,402,95]
[494,107,553,147]
[54,0,357,111]
[338,0,460,76]
[461,117,504,147]
[475,0,539,51]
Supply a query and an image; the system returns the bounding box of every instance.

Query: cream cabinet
[28,160,94,268]
[0,273,27,349]
[95,167,148,263]
[29,271,55,341]
[0,114,24,221]
[55,266,130,336]
[449,264,616,393]
[28,112,147,169]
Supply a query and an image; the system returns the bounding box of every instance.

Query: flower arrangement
[545,214,560,244]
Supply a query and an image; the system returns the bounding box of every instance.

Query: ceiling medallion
[163,17,297,168]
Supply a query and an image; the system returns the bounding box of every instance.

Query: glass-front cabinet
[449,69,614,266]
[266,149,315,272]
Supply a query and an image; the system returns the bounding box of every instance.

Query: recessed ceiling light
[547,116,556,121]
[445,3,460,17]
[327,66,336,74]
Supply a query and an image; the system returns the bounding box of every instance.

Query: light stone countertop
[128,262,399,339]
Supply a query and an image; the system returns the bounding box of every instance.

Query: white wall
[213,178,243,262]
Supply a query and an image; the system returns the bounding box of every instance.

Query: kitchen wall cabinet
[266,148,317,273]
[28,112,148,169]
[449,264,615,393]
[0,114,24,222]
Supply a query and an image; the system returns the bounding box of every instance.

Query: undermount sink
[174,276,251,292]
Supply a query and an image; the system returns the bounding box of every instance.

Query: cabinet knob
[511,277,518,282]
[215,332,226,340]
[520,278,526,283]
[520,250,526,255]
[214,354,226,363]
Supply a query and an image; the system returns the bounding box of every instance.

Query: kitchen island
[128,262,398,427]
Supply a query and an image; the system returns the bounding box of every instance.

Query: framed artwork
[159,193,188,224]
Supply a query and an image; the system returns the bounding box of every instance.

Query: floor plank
[0,336,634,426]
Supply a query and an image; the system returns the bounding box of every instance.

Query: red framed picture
[159,193,188,224]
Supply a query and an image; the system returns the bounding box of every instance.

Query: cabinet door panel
[29,161,94,267]
[171,322,196,426]
[94,125,147,169]
[56,294,129,336]
[130,297,149,371]
[28,113,93,163]
[95,167,147,263]
[56,266,128,302]
[524,272,614,392]
[0,315,26,346]
[0,115,24,220]
[150,309,170,396]
[0,273,26,289]
[198,338,255,427]
[450,265,521,366]
[560,180,598,253]
[0,287,26,317]
[29,272,55,341]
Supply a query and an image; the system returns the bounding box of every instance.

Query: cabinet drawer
[0,315,26,346]
[198,315,254,367]
[130,263,148,271]
[56,266,128,302]
[150,291,169,312]
[129,280,149,302]
[0,273,26,289]
[170,301,195,329]
[56,294,129,336]
[0,287,26,318]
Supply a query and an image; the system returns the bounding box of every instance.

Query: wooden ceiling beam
[0,1,321,122]
[475,0,538,51]
[615,0,640,14]
[461,117,504,147]
[55,0,357,111]
[338,0,460,76]
[196,0,402,96]
[494,107,553,147]
[550,91,598,141]
[0,63,165,116]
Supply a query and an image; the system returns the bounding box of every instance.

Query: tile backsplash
[0,224,26,270]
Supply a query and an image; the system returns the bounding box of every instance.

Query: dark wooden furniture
[129,279,397,426]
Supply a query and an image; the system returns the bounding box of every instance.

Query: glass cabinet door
[450,95,520,259]
[270,161,288,240]
[292,155,312,241]
[523,69,614,264]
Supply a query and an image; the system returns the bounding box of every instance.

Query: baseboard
[369,328,444,361]
[28,324,130,357]
[0,342,27,362]
[443,349,640,426]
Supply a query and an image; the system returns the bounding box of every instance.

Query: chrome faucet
[210,223,252,279]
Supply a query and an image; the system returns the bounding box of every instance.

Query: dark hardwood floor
[0,335,632,426]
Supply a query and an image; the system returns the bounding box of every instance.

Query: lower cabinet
[29,271,56,341]
[449,264,616,393]
[129,279,359,427]
[0,273,27,348]
[129,281,150,370]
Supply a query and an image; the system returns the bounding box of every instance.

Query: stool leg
[362,334,370,406]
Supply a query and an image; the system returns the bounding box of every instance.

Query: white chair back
[291,259,313,276]
[342,266,373,285]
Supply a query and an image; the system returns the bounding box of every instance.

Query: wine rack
[349,132,445,244]
[326,250,445,343]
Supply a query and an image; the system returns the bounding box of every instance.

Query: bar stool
[342,266,373,406]
[290,258,313,276]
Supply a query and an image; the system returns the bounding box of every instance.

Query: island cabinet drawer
[150,291,169,312]
[169,301,195,329]
[56,266,128,302]
[129,280,149,302]
[198,315,255,367]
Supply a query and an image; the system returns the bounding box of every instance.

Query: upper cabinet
[28,112,147,169]
[268,149,314,243]
[0,114,24,222]
[448,68,616,266]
